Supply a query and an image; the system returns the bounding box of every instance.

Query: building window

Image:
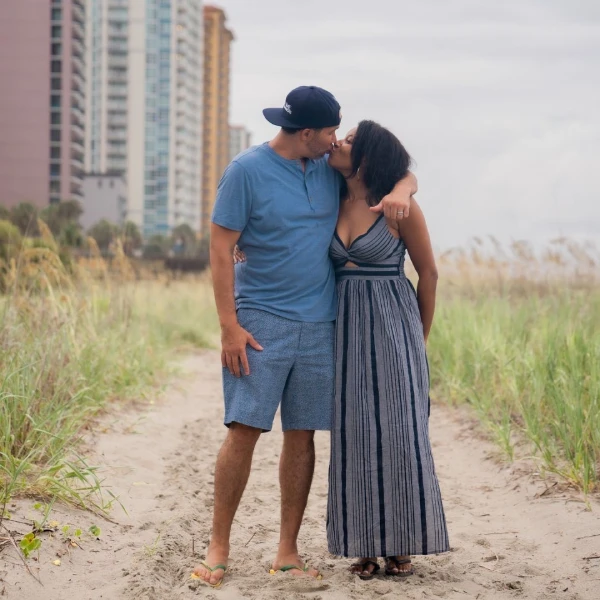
[50,181,60,193]
[51,130,61,142]
[51,25,62,38]
[50,147,61,159]
[50,164,61,177]
[51,8,62,21]
[51,60,62,73]
[51,42,62,56]
[51,113,61,125]
[51,77,61,90]
[50,94,61,108]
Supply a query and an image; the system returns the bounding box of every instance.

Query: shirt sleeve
[211,161,253,232]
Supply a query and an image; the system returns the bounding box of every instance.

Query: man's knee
[283,429,315,448]
[227,422,262,447]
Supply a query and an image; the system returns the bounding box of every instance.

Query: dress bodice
[329,214,406,277]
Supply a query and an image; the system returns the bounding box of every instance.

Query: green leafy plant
[89,524,101,538]
[19,532,41,558]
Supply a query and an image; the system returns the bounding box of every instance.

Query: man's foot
[350,558,380,580]
[193,545,229,587]
[384,555,414,577]
[271,552,321,578]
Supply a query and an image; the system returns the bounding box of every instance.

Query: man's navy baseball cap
[263,86,341,129]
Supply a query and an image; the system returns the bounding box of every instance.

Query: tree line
[0,200,206,262]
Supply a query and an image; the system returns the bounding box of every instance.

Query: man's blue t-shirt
[211,143,341,322]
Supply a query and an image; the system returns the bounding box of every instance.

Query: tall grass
[427,238,600,494]
[0,235,218,510]
[2,227,598,509]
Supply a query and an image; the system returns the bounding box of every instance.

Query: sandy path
[2,351,599,599]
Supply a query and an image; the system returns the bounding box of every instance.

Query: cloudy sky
[216,0,599,251]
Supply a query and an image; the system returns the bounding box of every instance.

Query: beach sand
[2,351,599,599]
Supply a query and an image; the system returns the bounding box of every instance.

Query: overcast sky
[216,0,600,251]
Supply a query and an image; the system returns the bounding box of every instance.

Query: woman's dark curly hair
[341,120,412,207]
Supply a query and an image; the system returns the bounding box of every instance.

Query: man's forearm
[210,248,238,329]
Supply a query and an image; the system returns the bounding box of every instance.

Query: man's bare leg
[272,430,320,577]
[193,422,262,585]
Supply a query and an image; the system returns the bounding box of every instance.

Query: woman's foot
[350,558,380,580]
[384,556,414,577]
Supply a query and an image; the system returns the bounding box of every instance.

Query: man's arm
[211,222,262,377]
[370,171,418,220]
[211,222,241,330]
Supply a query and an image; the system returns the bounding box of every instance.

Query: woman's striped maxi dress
[326,214,449,558]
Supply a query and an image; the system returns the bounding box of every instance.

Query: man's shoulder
[315,155,332,171]
[230,144,269,171]
[313,155,339,182]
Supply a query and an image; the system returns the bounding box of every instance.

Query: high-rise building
[202,5,234,238]
[81,174,127,231]
[86,0,203,238]
[229,125,252,162]
[85,0,129,175]
[0,0,86,209]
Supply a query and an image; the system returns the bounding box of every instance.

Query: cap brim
[263,108,299,128]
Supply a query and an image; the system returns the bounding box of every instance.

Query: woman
[326,121,449,579]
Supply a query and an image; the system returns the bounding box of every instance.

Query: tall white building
[85,0,203,238]
[229,125,252,162]
[85,0,128,175]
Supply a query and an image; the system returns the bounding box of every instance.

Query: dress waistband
[335,263,403,281]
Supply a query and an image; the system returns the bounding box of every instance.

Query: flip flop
[384,556,414,577]
[190,561,228,588]
[269,564,323,580]
[350,560,380,580]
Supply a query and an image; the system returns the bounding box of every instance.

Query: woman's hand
[370,171,417,221]
[233,245,247,264]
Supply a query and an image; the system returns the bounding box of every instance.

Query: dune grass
[0,239,218,512]
[427,239,600,494]
[429,285,599,493]
[1,230,598,513]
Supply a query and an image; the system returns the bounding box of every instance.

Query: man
[194,86,416,587]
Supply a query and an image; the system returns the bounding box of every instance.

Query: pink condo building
[0,0,86,209]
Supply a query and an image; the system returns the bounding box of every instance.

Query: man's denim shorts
[222,308,335,432]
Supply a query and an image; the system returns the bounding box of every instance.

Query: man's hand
[221,322,263,377]
[370,172,418,221]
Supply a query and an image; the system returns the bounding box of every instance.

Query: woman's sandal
[384,556,414,577]
[350,560,380,580]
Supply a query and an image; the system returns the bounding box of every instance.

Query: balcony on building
[71,69,85,89]
[71,132,85,151]
[108,129,127,142]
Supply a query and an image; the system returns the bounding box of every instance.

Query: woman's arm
[395,198,438,342]
[370,171,417,220]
